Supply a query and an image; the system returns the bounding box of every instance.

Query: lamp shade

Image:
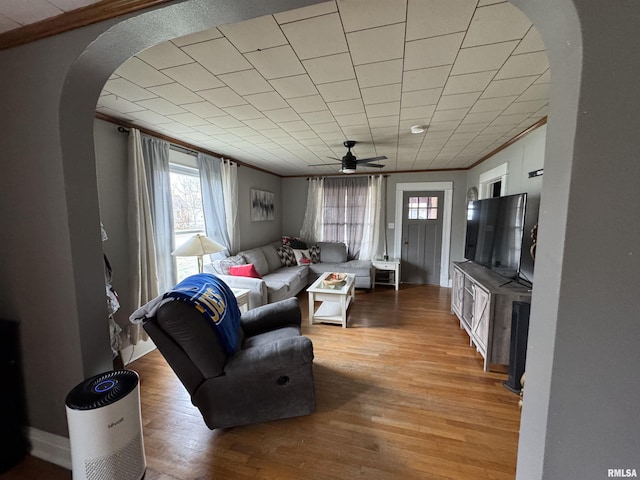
[171,234,225,257]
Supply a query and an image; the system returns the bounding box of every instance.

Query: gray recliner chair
[143,297,316,429]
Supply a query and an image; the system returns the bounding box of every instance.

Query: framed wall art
[250,188,274,221]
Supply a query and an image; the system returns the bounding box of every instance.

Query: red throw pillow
[228,263,261,278]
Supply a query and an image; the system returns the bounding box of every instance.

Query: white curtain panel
[140,134,175,292]
[299,177,324,243]
[198,153,231,255]
[221,159,240,254]
[323,176,368,259]
[127,128,157,345]
[359,175,383,260]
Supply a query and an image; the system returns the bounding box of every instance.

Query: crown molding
[0,0,173,51]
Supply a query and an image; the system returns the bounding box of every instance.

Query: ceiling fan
[310,140,387,174]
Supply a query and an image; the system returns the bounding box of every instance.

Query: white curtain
[140,134,175,293]
[299,177,324,243]
[127,128,157,344]
[198,153,231,256]
[221,159,240,254]
[358,175,383,260]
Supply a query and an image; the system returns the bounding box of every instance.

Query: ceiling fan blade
[326,156,341,161]
[356,155,387,164]
[309,162,341,167]
[361,163,385,168]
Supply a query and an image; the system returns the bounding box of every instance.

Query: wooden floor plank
[1,284,521,479]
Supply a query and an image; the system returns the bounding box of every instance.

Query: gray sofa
[204,240,372,309]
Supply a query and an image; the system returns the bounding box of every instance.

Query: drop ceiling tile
[219,15,287,53]
[172,28,222,47]
[264,107,301,123]
[137,42,193,70]
[222,104,264,120]
[311,122,341,133]
[287,95,328,113]
[198,87,246,108]
[355,59,404,88]
[244,91,289,111]
[432,108,469,122]
[495,51,549,79]
[207,115,245,128]
[481,76,537,98]
[470,96,516,113]
[103,78,157,102]
[443,71,496,95]
[369,115,400,128]
[97,94,145,114]
[161,63,225,91]
[438,91,481,110]
[128,110,171,124]
[182,131,216,142]
[270,74,318,99]
[182,101,226,118]
[182,38,252,75]
[514,26,546,54]
[157,122,194,134]
[192,124,227,135]
[334,113,368,126]
[463,2,531,48]
[115,57,173,88]
[489,113,531,126]
[455,123,486,133]
[406,0,477,41]
[274,1,337,24]
[148,83,203,105]
[347,23,405,66]
[261,128,291,138]
[535,69,551,84]
[245,45,306,79]
[361,84,402,105]
[401,88,443,107]
[517,83,551,102]
[217,69,272,96]
[244,118,279,130]
[289,129,320,140]
[402,65,452,91]
[4,1,61,24]
[366,101,401,118]
[405,33,464,71]
[501,99,547,115]
[299,110,336,125]
[400,105,436,120]
[281,13,348,60]
[303,53,356,85]
[317,80,361,103]
[327,98,365,116]
[338,0,407,32]
[461,110,500,124]
[225,126,258,137]
[136,98,187,115]
[451,41,518,75]
[165,112,209,126]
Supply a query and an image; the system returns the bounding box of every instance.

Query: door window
[407,196,438,220]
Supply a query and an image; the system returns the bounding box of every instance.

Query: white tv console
[451,261,532,372]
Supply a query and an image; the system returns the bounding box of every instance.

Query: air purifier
[65,369,146,480]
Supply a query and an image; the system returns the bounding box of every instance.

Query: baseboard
[121,339,156,366]
[27,427,71,470]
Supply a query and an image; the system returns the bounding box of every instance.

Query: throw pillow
[228,263,262,278]
[276,245,296,266]
[290,237,308,249]
[293,248,312,265]
[214,255,246,275]
[282,235,291,246]
[309,245,321,263]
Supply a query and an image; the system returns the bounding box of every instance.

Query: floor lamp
[171,233,225,273]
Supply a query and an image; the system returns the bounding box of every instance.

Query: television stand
[451,262,532,372]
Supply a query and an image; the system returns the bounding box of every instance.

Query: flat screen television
[464,193,528,282]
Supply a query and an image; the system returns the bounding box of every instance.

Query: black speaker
[503,302,530,394]
[0,319,30,472]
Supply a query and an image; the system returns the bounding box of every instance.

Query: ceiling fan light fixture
[410,124,427,134]
[340,167,356,174]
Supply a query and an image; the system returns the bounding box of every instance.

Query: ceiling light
[410,125,427,134]
[340,167,356,174]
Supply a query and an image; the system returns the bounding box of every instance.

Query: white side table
[231,288,250,312]
[372,258,400,290]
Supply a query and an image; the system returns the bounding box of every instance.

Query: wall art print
[250,188,275,221]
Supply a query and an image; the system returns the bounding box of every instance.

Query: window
[169,162,205,281]
[407,196,438,220]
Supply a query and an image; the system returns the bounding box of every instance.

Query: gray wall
[1,1,639,477]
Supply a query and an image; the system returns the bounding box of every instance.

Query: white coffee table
[307,272,355,328]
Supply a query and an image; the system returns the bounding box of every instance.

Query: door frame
[394,182,453,287]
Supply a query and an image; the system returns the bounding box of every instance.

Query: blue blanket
[164,273,241,355]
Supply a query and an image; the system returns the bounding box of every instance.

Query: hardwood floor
[1,284,521,480]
